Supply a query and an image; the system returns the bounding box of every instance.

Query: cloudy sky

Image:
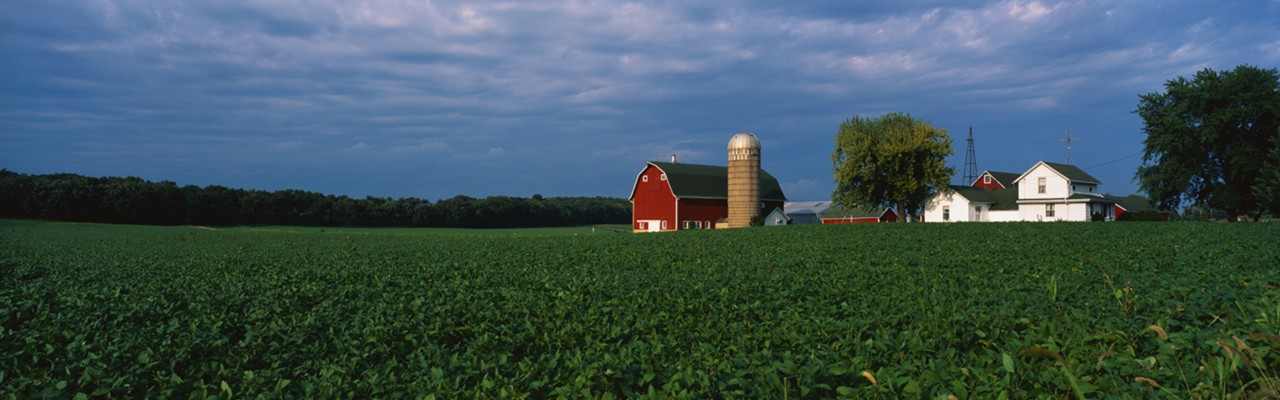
[3,1,1279,201]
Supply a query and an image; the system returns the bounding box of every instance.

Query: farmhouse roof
[1014,161,1101,185]
[645,161,787,202]
[948,185,1019,211]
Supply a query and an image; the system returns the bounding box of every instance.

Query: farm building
[763,208,789,226]
[924,161,1119,222]
[971,170,1020,190]
[630,132,787,232]
[1106,194,1172,221]
[784,201,898,224]
[629,161,786,232]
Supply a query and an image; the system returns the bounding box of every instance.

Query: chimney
[671,154,677,164]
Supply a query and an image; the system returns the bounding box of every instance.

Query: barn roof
[646,161,787,201]
[819,204,894,219]
[1105,194,1157,212]
[783,201,892,219]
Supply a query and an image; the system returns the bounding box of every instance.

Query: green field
[2,219,1277,398]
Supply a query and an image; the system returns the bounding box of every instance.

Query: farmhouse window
[1038,177,1046,194]
[1045,204,1055,217]
[942,206,950,221]
[974,206,982,220]
[642,175,649,182]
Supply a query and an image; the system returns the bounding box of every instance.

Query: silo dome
[727,132,760,150]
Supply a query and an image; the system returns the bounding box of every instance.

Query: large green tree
[832,113,955,222]
[1135,65,1280,220]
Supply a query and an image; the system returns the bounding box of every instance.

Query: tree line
[0,170,631,228]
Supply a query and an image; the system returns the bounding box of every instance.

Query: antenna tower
[962,126,978,185]
[1058,130,1080,164]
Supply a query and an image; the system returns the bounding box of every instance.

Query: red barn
[971,170,1020,190]
[629,161,786,232]
[820,207,898,224]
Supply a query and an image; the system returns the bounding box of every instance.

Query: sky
[3,1,1279,202]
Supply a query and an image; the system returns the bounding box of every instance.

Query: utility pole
[962,126,978,185]
[1058,130,1080,164]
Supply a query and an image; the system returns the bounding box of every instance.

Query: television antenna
[1058,130,1080,164]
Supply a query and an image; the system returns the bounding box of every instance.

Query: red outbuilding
[629,161,786,232]
[820,207,898,224]
[970,170,1020,190]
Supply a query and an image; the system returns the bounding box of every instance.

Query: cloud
[2,0,1278,199]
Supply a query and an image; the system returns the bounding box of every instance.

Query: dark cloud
[2,0,1279,201]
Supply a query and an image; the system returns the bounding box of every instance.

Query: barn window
[706,220,711,228]
[983,175,991,184]
[660,174,667,181]
[642,175,649,182]
[942,206,950,221]
[1045,204,1055,217]
[1038,177,1046,194]
[661,220,667,230]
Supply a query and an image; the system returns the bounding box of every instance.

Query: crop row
[1,220,1277,398]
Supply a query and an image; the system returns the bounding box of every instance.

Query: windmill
[962,126,978,185]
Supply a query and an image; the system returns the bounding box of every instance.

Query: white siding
[924,192,975,222]
[1064,203,1090,221]
[987,210,1020,222]
[1018,164,1071,200]
[1017,201,1090,221]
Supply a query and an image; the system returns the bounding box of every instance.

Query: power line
[1081,152,1143,170]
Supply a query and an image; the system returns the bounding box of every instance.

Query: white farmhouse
[924,161,1117,222]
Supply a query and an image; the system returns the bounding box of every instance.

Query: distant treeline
[0,170,631,228]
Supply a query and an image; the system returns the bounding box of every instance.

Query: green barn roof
[645,161,787,202]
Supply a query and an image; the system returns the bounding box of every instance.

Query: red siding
[1114,205,1171,221]
[630,163,787,231]
[678,198,726,229]
[971,173,1006,190]
[820,208,897,224]
[630,165,676,231]
[822,217,880,224]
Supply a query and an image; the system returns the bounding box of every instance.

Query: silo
[727,132,761,228]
